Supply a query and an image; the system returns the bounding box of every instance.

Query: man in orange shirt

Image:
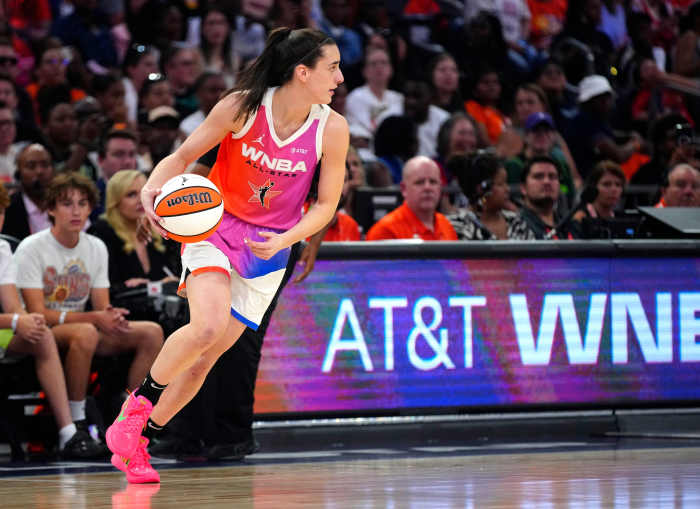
[655,163,700,208]
[366,156,457,240]
[324,211,361,241]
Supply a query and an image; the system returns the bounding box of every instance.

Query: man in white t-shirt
[344,47,403,160]
[0,182,107,458]
[15,173,163,434]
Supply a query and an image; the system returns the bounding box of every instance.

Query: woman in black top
[573,160,626,239]
[88,170,179,322]
[446,152,535,240]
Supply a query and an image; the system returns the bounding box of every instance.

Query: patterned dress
[447,208,536,240]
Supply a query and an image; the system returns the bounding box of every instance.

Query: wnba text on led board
[322,292,700,372]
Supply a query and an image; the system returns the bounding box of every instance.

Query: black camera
[674,123,700,158]
[674,122,695,144]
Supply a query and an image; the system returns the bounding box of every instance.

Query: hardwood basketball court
[2,437,700,508]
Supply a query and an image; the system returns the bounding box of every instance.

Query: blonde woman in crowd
[88,170,179,323]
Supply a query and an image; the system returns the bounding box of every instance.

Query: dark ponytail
[227,27,334,123]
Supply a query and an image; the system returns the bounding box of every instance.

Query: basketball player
[106,27,348,483]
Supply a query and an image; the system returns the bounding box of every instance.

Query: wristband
[59,311,67,325]
[11,313,18,333]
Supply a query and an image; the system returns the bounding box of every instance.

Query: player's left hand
[245,231,286,260]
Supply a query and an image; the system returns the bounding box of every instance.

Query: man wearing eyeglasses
[0,37,24,84]
[26,42,86,124]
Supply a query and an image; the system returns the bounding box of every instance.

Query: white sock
[68,400,86,422]
[58,423,77,449]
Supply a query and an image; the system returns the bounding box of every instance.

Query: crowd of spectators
[0,0,695,245]
[1,0,700,460]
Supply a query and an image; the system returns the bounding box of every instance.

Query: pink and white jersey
[208,87,331,230]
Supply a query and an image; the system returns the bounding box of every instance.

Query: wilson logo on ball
[166,191,212,207]
[156,186,223,217]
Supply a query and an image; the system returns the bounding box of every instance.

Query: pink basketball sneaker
[106,393,153,458]
[112,437,160,484]
[111,453,127,473]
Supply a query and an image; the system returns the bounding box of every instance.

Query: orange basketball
[153,174,224,243]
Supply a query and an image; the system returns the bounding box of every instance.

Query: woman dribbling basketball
[105,27,348,484]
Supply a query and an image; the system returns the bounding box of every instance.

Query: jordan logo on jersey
[248,178,282,209]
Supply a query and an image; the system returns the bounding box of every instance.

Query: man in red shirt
[366,155,457,240]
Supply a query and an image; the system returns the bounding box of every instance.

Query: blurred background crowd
[0,0,696,247]
[1,0,699,463]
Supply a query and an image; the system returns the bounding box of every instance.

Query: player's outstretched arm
[141,93,243,232]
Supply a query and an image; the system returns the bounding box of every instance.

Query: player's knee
[190,320,228,351]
